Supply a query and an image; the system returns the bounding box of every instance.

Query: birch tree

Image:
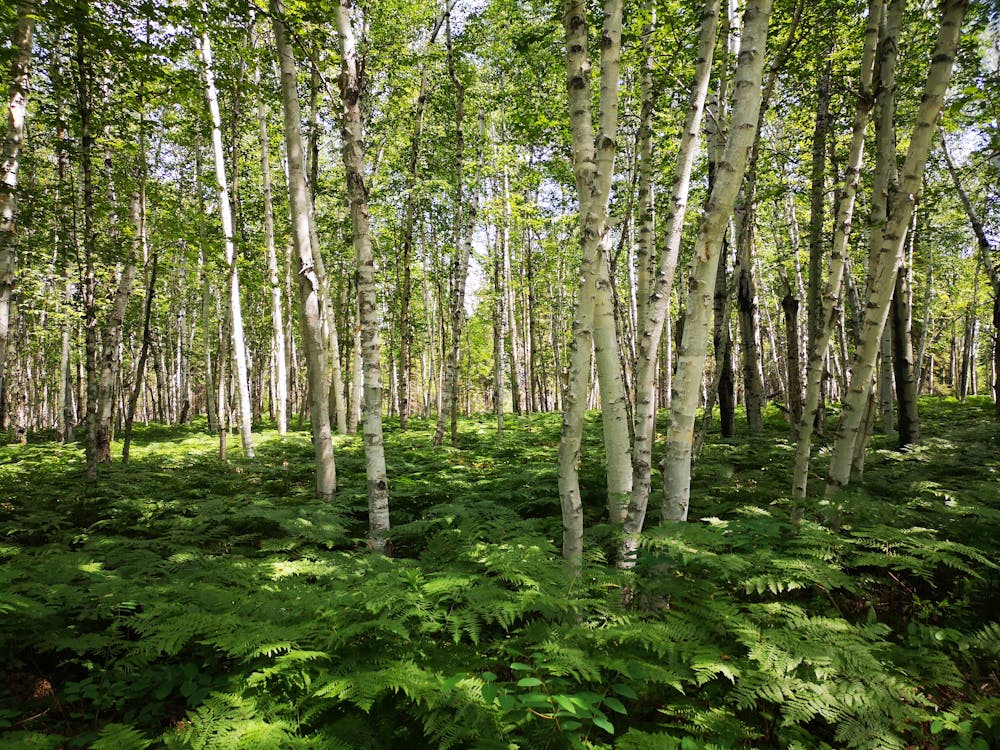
[95,194,138,462]
[272,0,337,498]
[197,27,255,458]
[556,0,624,565]
[940,127,1000,419]
[256,62,287,436]
[0,1,34,437]
[623,0,721,565]
[660,0,773,524]
[433,11,474,448]
[334,0,390,553]
[826,0,969,495]
[792,0,882,497]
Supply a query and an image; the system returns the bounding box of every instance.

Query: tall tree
[197,25,255,458]
[433,10,474,448]
[825,0,969,495]
[556,0,624,566]
[255,61,287,436]
[660,0,773,523]
[0,2,34,419]
[272,0,337,498]
[792,0,883,497]
[623,0,721,565]
[940,127,1000,419]
[335,0,390,553]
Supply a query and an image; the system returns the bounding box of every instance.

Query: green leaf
[612,683,638,700]
[553,694,579,715]
[511,662,533,671]
[517,677,543,687]
[603,696,627,715]
[518,693,551,708]
[592,715,615,735]
[482,683,498,704]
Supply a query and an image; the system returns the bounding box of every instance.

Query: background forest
[1,0,999,748]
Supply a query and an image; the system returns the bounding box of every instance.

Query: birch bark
[891,229,919,446]
[335,0,390,552]
[198,29,255,458]
[256,63,287,435]
[96,193,139,462]
[621,0,720,565]
[634,0,656,336]
[0,1,33,399]
[433,12,474,448]
[661,0,773,523]
[826,0,968,495]
[557,0,623,565]
[272,0,337,498]
[940,127,1000,417]
[792,0,882,497]
[123,246,156,464]
[398,8,449,430]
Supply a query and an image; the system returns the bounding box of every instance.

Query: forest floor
[1,398,998,749]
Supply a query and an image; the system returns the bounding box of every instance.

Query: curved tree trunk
[940,127,1000,417]
[826,0,968,495]
[621,0,720,566]
[661,0,773,523]
[123,246,157,464]
[792,0,882,497]
[96,193,139,462]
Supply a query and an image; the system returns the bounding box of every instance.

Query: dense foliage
[2,398,998,749]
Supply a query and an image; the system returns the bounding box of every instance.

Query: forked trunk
[660,0,773,523]
[557,0,624,566]
[621,0,720,566]
[826,0,968,495]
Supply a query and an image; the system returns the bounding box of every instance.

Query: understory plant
[1,399,997,749]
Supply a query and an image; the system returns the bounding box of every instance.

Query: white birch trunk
[335,0,390,553]
[272,1,337,498]
[434,14,474,447]
[0,2,33,403]
[621,0,720,565]
[595,254,632,524]
[792,0,882,497]
[96,194,139,461]
[256,64,287,436]
[198,29,255,458]
[826,0,968,494]
[661,0,773,523]
[557,0,623,566]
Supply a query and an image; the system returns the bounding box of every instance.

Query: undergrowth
[1,398,998,749]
